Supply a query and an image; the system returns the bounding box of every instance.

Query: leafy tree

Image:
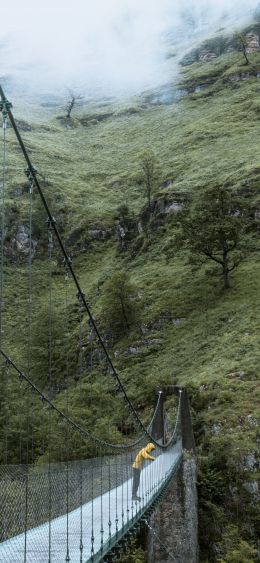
[101,272,138,338]
[118,539,145,563]
[139,149,156,219]
[217,525,257,563]
[176,185,251,289]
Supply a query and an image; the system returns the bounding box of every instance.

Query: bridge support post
[146,387,198,562]
[151,391,165,444]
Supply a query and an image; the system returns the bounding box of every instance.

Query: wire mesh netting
[0,440,182,562]
[0,455,132,542]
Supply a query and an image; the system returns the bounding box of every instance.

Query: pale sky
[1,0,258,97]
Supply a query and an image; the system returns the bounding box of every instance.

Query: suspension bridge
[0,85,194,562]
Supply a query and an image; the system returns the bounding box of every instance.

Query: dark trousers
[132,467,141,498]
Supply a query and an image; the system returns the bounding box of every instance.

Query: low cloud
[1,0,258,98]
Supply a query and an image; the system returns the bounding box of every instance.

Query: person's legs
[132,468,141,500]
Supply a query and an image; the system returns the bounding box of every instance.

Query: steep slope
[0,23,260,561]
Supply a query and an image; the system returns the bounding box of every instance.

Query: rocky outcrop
[245,32,260,53]
[138,191,188,229]
[180,34,230,66]
[14,225,34,255]
[226,70,260,83]
[115,217,137,251]
[79,112,114,127]
[114,338,163,358]
[88,227,113,241]
[7,119,32,132]
[147,456,198,563]
[65,222,114,254]
[181,26,260,68]
[3,224,37,263]
[198,50,217,63]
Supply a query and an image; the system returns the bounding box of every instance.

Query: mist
[1,0,259,99]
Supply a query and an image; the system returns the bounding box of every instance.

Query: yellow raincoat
[132,443,155,469]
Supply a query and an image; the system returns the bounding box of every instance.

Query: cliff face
[148,456,198,563]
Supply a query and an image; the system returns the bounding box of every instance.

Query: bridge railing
[0,439,182,562]
[0,455,133,542]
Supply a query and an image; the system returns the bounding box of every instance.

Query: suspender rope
[78,298,84,561]
[64,266,71,563]
[27,172,35,465]
[0,106,9,464]
[100,447,104,554]
[24,466,28,563]
[47,220,53,562]
[121,452,124,530]
[22,166,35,563]
[91,451,95,561]
[3,360,10,464]
[115,455,119,537]
[108,455,112,545]
[0,103,7,350]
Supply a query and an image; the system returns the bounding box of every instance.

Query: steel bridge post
[151,391,165,444]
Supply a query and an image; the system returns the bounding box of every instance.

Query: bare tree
[234,33,250,66]
[65,91,83,119]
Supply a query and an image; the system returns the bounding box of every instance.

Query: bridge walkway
[0,443,182,562]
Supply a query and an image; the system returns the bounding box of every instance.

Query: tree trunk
[223,266,230,289]
[222,249,230,289]
[147,185,151,219]
[66,97,75,119]
[242,47,250,65]
[119,297,130,331]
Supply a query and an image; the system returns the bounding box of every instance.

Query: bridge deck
[0,442,181,562]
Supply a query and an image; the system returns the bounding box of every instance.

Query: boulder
[198,50,217,63]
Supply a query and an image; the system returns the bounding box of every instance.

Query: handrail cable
[0,84,175,446]
[0,349,181,451]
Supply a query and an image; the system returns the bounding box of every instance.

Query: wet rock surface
[147,456,198,562]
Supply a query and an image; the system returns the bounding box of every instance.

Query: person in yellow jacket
[132,443,156,501]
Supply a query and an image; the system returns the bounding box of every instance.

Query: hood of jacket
[146,443,155,452]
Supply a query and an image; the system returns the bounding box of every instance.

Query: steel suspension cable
[0,350,150,449]
[0,348,172,451]
[0,348,181,456]
[0,85,178,444]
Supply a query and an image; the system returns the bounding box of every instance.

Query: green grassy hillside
[1,23,260,562]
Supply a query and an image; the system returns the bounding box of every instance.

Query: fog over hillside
[1,0,259,98]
